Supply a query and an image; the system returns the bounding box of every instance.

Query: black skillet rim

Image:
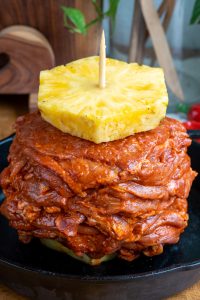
[0,255,200,282]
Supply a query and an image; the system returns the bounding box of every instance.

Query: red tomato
[183,121,200,143]
[188,104,200,122]
[183,120,200,130]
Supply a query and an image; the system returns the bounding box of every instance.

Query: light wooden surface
[0,99,199,299]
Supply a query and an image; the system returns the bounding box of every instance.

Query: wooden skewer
[99,30,106,88]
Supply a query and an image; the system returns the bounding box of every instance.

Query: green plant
[61,0,120,35]
[190,0,200,24]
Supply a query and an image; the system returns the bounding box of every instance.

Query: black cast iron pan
[0,133,199,300]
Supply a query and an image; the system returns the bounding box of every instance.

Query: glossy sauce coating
[0,112,197,261]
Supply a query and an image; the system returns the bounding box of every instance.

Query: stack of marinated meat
[0,112,196,262]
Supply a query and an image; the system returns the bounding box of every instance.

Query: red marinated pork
[0,112,197,262]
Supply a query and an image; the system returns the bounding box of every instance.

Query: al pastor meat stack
[0,112,196,265]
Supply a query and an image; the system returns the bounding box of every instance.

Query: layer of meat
[0,112,197,261]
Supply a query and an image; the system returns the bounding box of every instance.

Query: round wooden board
[0,25,55,94]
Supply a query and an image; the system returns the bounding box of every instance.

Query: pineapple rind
[38,56,168,143]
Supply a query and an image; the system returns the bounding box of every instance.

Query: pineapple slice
[38,56,168,143]
[41,239,116,266]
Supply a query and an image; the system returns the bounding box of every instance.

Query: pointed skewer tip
[99,29,106,89]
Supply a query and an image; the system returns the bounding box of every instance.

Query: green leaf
[190,0,200,24]
[105,0,120,27]
[61,6,87,34]
[92,0,103,17]
[61,1,120,35]
[85,17,102,29]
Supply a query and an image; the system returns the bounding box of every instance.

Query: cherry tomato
[188,104,200,122]
[183,121,200,143]
[183,120,200,130]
